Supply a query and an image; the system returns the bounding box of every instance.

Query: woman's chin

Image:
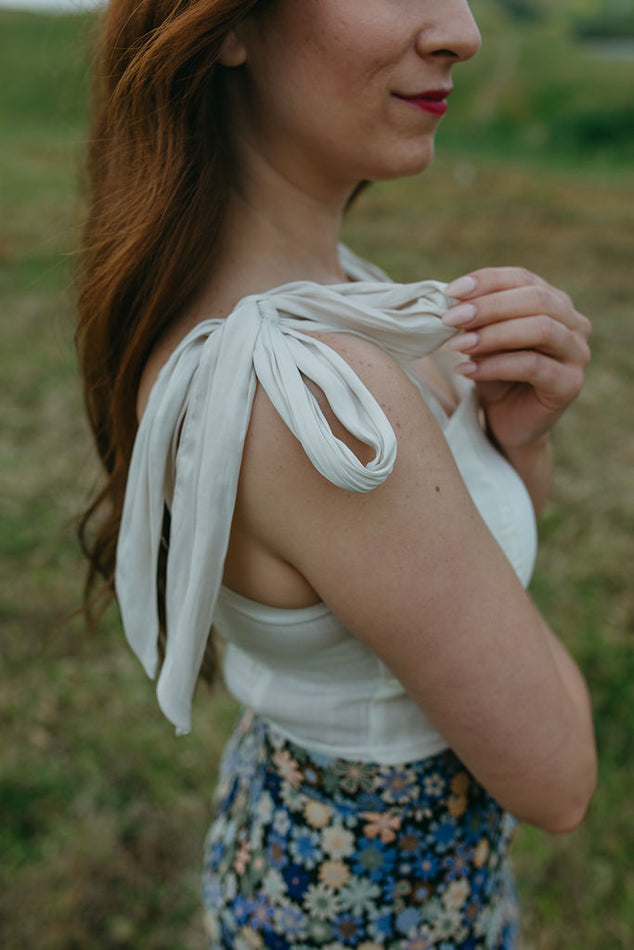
[367,140,436,183]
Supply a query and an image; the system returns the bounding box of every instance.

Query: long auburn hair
[76,0,266,679]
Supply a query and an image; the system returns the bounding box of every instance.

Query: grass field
[1,8,633,950]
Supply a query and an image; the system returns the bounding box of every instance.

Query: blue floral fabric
[202,710,519,949]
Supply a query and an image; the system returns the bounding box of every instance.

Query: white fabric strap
[115,275,456,734]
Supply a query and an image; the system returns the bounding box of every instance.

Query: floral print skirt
[202,709,519,949]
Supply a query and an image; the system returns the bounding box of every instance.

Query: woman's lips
[395,89,452,116]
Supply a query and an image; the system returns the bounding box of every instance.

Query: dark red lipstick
[395,87,453,116]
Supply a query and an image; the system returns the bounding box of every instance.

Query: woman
[76,1,596,947]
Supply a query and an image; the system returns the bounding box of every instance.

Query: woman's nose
[416,0,482,64]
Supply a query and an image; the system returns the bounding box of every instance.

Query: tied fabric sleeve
[115,276,457,735]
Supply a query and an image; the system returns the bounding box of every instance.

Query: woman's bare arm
[235,332,597,833]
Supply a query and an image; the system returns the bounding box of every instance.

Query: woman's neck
[193,146,359,320]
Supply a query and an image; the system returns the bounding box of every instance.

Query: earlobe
[218,31,248,68]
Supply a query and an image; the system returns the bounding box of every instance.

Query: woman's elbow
[521,750,598,835]
[546,771,597,835]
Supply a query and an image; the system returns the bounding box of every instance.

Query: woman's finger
[443,285,590,336]
[446,266,549,299]
[455,350,586,405]
[445,314,592,366]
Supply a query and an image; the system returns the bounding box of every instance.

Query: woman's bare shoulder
[226,328,442,608]
[249,327,435,467]
[237,326,463,592]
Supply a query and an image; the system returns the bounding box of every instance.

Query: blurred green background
[1,1,633,947]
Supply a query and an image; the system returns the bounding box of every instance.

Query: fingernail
[445,275,478,298]
[445,331,479,352]
[442,303,477,327]
[454,360,477,376]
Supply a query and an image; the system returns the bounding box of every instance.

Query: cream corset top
[115,246,536,736]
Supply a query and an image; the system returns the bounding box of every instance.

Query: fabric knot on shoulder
[256,295,284,324]
[115,264,457,735]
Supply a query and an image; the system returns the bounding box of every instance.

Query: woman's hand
[442,267,592,451]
